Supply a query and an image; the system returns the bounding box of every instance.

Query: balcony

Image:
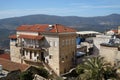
[22,57,43,66]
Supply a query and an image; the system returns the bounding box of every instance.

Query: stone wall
[10,45,21,63]
[44,34,60,75]
[59,33,76,74]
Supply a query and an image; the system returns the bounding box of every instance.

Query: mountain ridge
[0,14,120,31]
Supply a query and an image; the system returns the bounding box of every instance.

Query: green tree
[25,66,49,78]
[38,67,49,78]
[76,56,117,80]
[20,70,33,80]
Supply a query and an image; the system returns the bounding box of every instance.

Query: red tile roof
[0,58,30,72]
[0,53,10,60]
[9,34,17,39]
[18,35,44,40]
[16,24,76,33]
[112,30,118,33]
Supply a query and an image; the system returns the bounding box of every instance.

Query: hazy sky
[0,0,120,19]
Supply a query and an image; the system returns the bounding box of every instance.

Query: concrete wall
[93,36,111,54]
[100,45,118,65]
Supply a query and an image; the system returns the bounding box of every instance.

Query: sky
[0,0,120,19]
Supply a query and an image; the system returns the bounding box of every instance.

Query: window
[69,39,71,45]
[26,52,28,55]
[72,39,74,44]
[66,56,68,59]
[62,57,64,61]
[49,55,52,59]
[62,40,64,46]
[66,39,68,45]
[64,69,67,73]
[23,51,25,56]
[11,39,16,42]
[34,52,37,57]
[49,41,53,47]
[54,41,58,47]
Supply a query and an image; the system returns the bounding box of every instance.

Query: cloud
[0,8,79,19]
[69,2,120,9]
[80,5,120,9]
[0,4,120,19]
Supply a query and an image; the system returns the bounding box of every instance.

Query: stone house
[9,24,76,76]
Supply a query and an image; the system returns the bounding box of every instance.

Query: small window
[68,39,70,45]
[64,69,67,73]
[72,39,74,44]
[62,40,64,46]
[34,52,37,57]
[55,41,58,47]
[49,41,53,47]
[66,56,68,59]
[49,55,52,59]
[26,52,28,55]
[11,39,16,42]
[66,39,68,45]
[23,52,25,56]
[62,57,64,60]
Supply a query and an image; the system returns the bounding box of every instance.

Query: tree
[38,67,49,78]
[76,56,117,80]
[20,70,33,80]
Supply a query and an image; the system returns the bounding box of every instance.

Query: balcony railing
[22,56,41,62]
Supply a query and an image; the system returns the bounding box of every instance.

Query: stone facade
[10,39,21,63]
[59,33,76,74]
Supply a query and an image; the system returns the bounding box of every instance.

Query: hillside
[0,14,120,48]
[0,14,120,31]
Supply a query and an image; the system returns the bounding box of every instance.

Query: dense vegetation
[76,56,118,80]
[0,66,49,80]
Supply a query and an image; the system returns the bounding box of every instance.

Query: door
[41,52,45,62]
[30,51,32,59]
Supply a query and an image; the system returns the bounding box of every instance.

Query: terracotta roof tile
[112,30,118,33]
[16,24,76,33]
[18,35,44,40]
[0,53,10,60]
[0,58,30,72]
[9,34,17,39]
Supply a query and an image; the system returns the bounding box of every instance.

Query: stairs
[42,62,58,78]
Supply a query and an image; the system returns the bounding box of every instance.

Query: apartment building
[9,24,76,76]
